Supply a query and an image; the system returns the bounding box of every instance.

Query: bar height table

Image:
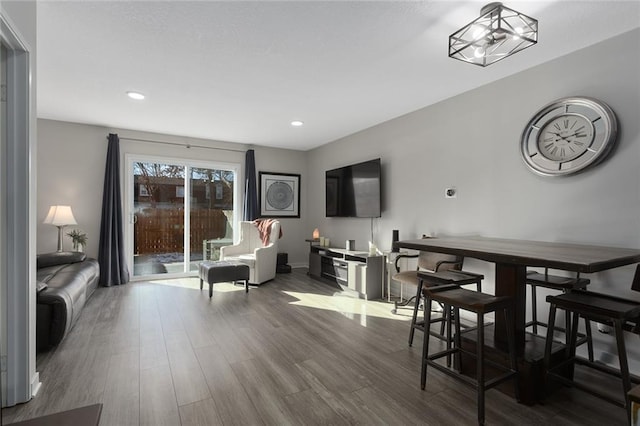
[394,236,640,403]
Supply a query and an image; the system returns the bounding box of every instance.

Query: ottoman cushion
[199,261,250,283]
[198,261,250,298]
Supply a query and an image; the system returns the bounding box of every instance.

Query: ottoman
[198,261,250,298]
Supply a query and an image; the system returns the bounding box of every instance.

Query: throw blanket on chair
[253,219,283,246]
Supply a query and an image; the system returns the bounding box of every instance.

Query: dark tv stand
[308,245,383,300]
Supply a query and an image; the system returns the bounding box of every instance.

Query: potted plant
[66,229,88,252]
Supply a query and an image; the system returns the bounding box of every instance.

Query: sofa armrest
[37,251,87,268]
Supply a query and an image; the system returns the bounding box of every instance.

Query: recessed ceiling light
[291,120,304,127]
[127,91,145,100]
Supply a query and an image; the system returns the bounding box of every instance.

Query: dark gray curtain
[243,149,259,221]
[98,133,129,286]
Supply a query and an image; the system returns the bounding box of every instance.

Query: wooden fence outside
[134,208,228,255]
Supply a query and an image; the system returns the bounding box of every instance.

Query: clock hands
[546,129,586,142]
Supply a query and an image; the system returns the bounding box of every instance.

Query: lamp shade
[449,2,538,67]
[43,205,77,226]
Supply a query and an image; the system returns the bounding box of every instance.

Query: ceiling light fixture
[449,2,538,67]
[127,91,145,100]
[290,120,304,127]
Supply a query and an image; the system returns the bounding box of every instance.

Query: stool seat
[419,270,485,287]
[198,261,250,298]
[426,287,512,313]
[547,291,640,324]
[526,271,590,290]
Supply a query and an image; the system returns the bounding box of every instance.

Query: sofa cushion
[37,251,87,269]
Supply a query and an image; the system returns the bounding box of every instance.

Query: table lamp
[43,205,77,252]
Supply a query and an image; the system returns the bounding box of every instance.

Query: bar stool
[392,251,476,346]
[544,265,640,418]
[526,268,594,361]
[420,282,519,425]
[415,270,484,363]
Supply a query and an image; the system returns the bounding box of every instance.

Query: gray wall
[307,28,640,366]
[37,120,309,267]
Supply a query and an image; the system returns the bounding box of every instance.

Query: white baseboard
[30,371,41,397]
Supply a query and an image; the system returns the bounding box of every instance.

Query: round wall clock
[520,97,618,177]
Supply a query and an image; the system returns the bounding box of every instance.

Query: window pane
[190,167,234,272]
[133,162,185,276]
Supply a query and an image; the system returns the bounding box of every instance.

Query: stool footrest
[426,358,517,392]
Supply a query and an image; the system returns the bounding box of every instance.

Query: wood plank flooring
[3,269,624,425]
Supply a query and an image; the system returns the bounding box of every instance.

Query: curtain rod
[108,136,247,153]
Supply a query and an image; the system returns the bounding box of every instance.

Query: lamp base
[57,226,65,252]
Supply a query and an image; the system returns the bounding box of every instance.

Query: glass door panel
[133,161,185,276]
[189,167,235,272]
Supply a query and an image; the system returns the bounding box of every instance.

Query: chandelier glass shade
[449,2,538,67]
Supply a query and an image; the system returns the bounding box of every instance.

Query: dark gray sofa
[36,252,100,351]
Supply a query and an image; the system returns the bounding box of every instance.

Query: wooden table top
[394,236,640,273]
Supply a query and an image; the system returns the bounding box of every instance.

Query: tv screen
[326,158,381,218]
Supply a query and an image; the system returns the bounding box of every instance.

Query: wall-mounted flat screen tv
[326,158,381,218]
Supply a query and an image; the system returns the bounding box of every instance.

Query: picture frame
[259,172,300,218]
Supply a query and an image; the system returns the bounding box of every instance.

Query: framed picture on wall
[259,172,300,218]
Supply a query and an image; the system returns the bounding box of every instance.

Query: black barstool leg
[245,279,249,293]
[446,304,453,367]
[200,277,204,291]
[477,311,485,426]
[613,318,632,418]
[505,307,520,401]
[454,306,462,371]
[564,307,573,349]
[409,279,424,347]
[531,284,538,335]
[440,302,447,336]
[421,294,433,390]
[566,311,580,379]
[584,318,594,362]
[543,301,558,396]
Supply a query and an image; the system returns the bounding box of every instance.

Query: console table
[308,245,383,300]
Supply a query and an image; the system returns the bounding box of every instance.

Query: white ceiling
[36,1,640,151]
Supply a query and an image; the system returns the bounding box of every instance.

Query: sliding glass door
[128,156,238,278]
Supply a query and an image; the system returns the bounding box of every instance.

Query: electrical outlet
[445,187,457,198]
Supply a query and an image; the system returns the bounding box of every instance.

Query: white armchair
[220,220,280,285]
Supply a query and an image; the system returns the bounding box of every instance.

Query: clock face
[521,97,617,177]
[537,114,594,162]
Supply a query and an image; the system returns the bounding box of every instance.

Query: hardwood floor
[3,269,624,425]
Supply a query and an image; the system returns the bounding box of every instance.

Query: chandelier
[449,2,538,67]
